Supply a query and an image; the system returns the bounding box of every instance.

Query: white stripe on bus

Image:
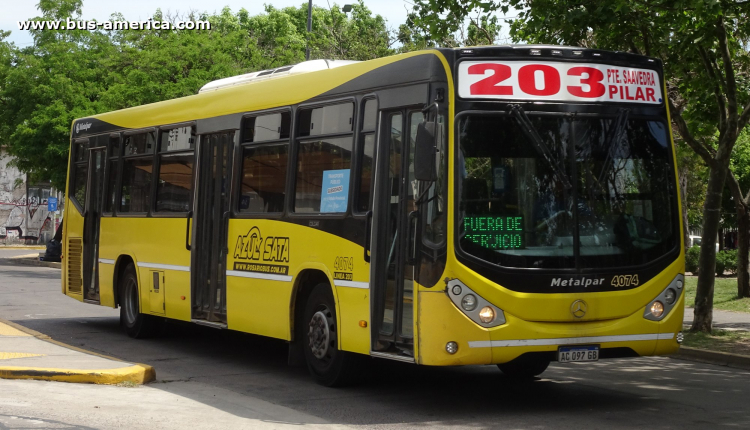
[98,258,115,264]
[226,270,292,282]
[468,333,674,348]
[138,262,191,272]
[333,280,369,289]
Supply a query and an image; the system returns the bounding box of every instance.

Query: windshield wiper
[597,108,630,185]
[509,104,572,189]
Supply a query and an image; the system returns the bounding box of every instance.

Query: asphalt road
[2,262,750,429]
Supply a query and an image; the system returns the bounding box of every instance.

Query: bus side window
[294,102,354,213]
[356,99,377,213]
[120,132,156,213]
[104,135,120,213]
[71,139,89,210]
[421,113,447,246]
[238,111,291,213]
[155,126,195,213]
[239,144,289,213]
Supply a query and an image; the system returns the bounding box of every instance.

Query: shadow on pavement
[13,316,750,428]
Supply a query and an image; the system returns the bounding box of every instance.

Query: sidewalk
[0,318,154,385]
[684,307,750,331]
[677,307,750,370]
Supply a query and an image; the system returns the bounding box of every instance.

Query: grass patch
[684,276,750,313]
[682,329,750,355]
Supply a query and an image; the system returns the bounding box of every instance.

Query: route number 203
[457,61,662,105]
[611,274,639,288]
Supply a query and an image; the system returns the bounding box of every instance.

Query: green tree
[409,0,750,331]
[0,0,114,189]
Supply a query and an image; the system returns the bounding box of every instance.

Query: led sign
[464,216,523,249]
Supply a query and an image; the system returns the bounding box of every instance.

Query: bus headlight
[644,274,683,321]
[664,288,676,305]
[650,301,664,318]
[479,306,495,323]
[461,294,478,311]
[445,279,506,328]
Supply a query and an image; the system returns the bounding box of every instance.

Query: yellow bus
[63,46,685,386]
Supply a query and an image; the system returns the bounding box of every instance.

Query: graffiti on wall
[0,152,59,244]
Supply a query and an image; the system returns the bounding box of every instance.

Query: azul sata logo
[75,122,93,134]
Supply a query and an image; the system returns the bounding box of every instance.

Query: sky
[0,0,418,47]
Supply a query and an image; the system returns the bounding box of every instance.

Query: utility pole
[306,0,312,61]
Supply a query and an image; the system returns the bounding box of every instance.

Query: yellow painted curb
[0,364,155,384]
[0,318,155,385]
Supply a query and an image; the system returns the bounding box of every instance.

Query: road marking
[0,352,44,360]
[468,333,674,348]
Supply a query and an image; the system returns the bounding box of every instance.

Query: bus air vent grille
[67,238,83,294]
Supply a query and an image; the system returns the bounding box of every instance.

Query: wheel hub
[308,310,330,359]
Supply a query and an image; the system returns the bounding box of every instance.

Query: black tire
[119,263,161,339]
[302,283,361,387]
[497,355,550,379]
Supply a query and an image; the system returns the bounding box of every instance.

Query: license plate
[558,345,599,363]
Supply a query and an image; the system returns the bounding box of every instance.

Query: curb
[0,257,61,269]
[0,318,155,385]
[0,246,46,250]
[671,346,750,371]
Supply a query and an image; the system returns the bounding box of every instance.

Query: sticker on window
[320,169,350,213]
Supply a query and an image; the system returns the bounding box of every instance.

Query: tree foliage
[0,0,396,190]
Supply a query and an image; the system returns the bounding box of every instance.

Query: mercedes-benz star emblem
[571,300,587,318]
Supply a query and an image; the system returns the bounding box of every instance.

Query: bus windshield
[458,113,678,269]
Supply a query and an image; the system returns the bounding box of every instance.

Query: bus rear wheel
[497,355,550,379]
[302,283,360,387]
[119,263,161,339]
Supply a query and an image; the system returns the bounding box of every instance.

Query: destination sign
[458,61,663,105]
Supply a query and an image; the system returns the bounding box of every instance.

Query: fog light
[461,294,477,311]
[446,341,458,354]
[451,285,462,295]
[479,306,495,323]
[664,288,676,305]
[676,279,683,289]
[650,301,664,318]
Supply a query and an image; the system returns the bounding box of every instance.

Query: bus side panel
[226,276,293,340]
[226,219,370,354]
[335,286,370,354]
[63,204,84,301]
[98,217,192,321]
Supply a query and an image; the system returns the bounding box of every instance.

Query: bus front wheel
[497,355,550,379]
[302,283,359,387]
[119,263,161,339]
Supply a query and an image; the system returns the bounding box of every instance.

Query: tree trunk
[737,205,750,298]
[691,165,728,332]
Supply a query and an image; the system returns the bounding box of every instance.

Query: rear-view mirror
[414,121,437,182]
